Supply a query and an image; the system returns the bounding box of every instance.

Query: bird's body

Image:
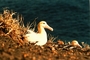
[71,40,82,48]
[25,21,53,46]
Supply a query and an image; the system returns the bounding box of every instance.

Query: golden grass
[26,18,37,31]
[0,8,28,45]
[48,33,57,42]
[0,8,90,60]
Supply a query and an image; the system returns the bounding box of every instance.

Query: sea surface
[0,0,89,44]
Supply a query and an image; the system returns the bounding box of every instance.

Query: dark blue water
[0,0,89,44]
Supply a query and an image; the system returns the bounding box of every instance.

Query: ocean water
[0,0,89,44]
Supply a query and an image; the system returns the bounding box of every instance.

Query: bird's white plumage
[25,21,53,46]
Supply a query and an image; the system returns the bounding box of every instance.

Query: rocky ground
[0,36,90,60]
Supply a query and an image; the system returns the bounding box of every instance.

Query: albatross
[25,21,53,46]
[71,40,82,48]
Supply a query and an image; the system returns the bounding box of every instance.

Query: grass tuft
[0,8,28,45]
[48,33,57,42]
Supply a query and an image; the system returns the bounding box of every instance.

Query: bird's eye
[43,23,45,24]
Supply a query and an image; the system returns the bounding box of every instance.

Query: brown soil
[0,36,90,60]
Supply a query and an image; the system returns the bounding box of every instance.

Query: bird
[25,21,53,46]
[71,40,82,48]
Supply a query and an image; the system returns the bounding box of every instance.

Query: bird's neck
[38,25,46,34]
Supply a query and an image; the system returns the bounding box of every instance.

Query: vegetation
[0,8,90,60]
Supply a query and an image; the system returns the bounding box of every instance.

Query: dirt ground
[0,36,90,60]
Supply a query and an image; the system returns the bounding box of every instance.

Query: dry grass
[0,8,28,45]
[48,33,57,42]
[26,18,37,32]
[0,8,90,60]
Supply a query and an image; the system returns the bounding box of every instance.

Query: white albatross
[71,40,82,48]
[25,21,53,46]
